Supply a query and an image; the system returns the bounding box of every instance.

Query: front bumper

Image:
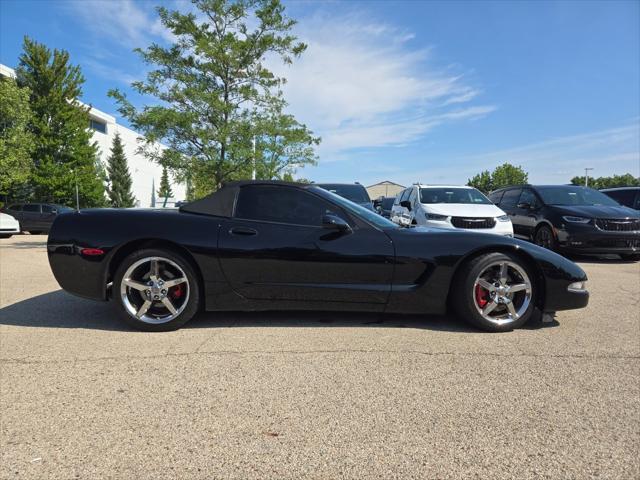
[423,220,514,237]
[556,224,640,254]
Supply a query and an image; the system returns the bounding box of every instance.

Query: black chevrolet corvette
[47,181,589,332]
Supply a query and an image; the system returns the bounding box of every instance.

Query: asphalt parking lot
[1,235,638,479]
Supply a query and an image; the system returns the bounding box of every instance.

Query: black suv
[1,203,73,234]
[315,183,375,211]
[489,185,640,260]
[601,187,640,211]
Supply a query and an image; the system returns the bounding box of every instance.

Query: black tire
[113,248,201,332]
[620,253,640,261]
[0,234,12,239]
[28,230,42,235]
[533,225,557,251]
[451,252,537,332]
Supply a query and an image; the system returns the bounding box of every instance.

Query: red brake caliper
[475,284,489,308]
[170,284,183,299]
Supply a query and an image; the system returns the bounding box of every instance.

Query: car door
[40,205,58,231]
[498,188,524,238]
[218,184,395,304]
[511,188,541,239]
[21,204,41,231]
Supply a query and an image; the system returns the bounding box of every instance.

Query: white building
[1,63,184,207]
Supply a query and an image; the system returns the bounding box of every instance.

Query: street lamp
[71,168,80,211]
[584,168,594,187]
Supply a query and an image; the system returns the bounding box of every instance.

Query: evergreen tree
[16,37,105,207]
[0,77,34,197]
[157,166,174,199]
[106,133,136,207]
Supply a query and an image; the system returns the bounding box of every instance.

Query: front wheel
[113,248,201,331]
[451,252,537,332]
[533,225,557,251]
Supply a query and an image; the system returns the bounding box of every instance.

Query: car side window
[22,204,41,213]
[488,191,504,205]
[609,190,635,207]
[235,185,343,226]
[634,192,640,210]
[518,189,538,208]
[499,189,522,210]
[42,205,55,213]
[8,204,22,211]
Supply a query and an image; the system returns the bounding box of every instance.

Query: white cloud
[273,11,495,157]
[402,123,640,185]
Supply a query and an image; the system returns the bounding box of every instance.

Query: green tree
[0,78,34,196]
[467,163,529,193]
[570,173,640,189]
[106,133,136,207]
[16,37,105,207]
[110,0,318,198]
[157,166,174,199]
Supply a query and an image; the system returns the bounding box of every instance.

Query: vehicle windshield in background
[381,197,395,209]
[536,186,620,206]
[316,184,370,203]
[420,187,491,204]
[312,187,398,229]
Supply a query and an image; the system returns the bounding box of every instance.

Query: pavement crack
[1,349,639,365]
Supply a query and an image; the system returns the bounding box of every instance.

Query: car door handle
[229,227,258,236]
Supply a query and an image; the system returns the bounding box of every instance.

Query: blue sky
[1,0,638,186]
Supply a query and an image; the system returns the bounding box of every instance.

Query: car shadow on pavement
[0,290,560,334]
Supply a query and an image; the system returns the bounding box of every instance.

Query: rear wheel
[534,225,557,251]
[452,252,536,332]
[113,248,200,331]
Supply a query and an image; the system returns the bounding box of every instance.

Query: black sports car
[47,181,589,332]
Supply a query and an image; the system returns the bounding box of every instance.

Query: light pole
[584,167,594,187]
[252,135,256,180]
[71,168,80,211]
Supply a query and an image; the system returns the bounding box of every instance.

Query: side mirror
[322,214,351,233]
[51,209,58,214]
[400,200,412,211]
[373,199,382,208]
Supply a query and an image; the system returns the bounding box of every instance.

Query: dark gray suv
[1,203,73,234]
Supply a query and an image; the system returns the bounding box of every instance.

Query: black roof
[179,180,311,217]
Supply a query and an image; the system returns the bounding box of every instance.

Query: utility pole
[252,136,256,180]
[584,167,594,187]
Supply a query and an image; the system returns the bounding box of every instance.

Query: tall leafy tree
[16,37,105,207]
[468,163,529,193]
[106,133,136,207]
[0,78,34,197]
[110,0,318,198]
[570,173,640,189]
[157,166,174,199]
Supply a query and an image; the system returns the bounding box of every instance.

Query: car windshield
[310,187,398,229]
[316,184,370,203]
[536,186,620,206]
[420,187,491,204]
[381,197,395,208]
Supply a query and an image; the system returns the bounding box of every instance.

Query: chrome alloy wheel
[120,256,190,324]
[472,261,532,325]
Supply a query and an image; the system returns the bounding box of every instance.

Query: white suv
[390,184,513,236]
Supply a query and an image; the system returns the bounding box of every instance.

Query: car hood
[550,205,639,219]
[419,203,506,217]
[0,212,19,227]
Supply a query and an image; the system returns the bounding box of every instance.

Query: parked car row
[0,203,73,235]
[375,183,639,260]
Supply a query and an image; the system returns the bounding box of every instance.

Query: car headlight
[426,213,448,221]
[497,215,510,222]
[567,281,588,292]
[562,216,591,224]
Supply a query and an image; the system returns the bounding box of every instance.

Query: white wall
[90,115,185,207]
